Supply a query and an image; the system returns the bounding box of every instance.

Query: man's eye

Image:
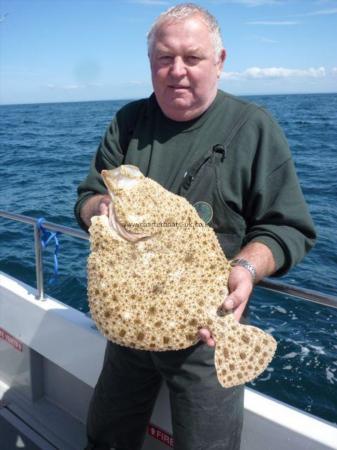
[159,56,172,63]
[186,56,201,65]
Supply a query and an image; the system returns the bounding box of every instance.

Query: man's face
[149,16,225,122]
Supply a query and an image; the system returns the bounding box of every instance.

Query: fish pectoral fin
[213,318,277,388]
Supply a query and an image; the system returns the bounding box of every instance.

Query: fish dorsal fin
[212,314,277,387]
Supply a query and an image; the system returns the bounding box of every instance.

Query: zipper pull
[182,172,194,190]
[212,144,227,162]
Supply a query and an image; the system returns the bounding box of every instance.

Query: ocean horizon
[1,90,337,107]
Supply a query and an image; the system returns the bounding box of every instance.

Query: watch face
[193,201,213,224]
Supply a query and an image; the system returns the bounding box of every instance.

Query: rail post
[33,222,44,300]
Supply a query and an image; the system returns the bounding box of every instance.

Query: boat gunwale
[0,209,336,309]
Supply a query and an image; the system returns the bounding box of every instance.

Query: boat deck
[0,405,56,450]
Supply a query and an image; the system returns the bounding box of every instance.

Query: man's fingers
[99,202,109,215]
[98,195,111,216]
[221,284,250,313]
[233,302,246,322]
[198,328,211,340]
[198,328,215,347]
[224,291,245,311]
[218,266,254,322]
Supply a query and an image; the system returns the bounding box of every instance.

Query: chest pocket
[178,147,245,258]
[178,104,257,259]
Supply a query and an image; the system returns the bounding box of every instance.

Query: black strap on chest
[180,103,259,191]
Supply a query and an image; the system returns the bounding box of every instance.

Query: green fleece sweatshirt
[74,90,316,275]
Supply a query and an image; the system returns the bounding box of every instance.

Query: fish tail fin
[213,315,277,388]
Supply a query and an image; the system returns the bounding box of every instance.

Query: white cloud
[130,0,170,5]
[221,66,326,80]
[246,0,281,4]
[219,0,282,5]
[45,81,105,91]
[260,37,279,43]
[306,7,337,16]
[331,68,337,76]
[252,35,279,43]
[132,0,282,5]
[45,83,86,90]
[124,80,149,86]
[63,84,83,90]
[247,20,299,25]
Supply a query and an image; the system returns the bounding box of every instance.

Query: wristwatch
[230,258,257,283]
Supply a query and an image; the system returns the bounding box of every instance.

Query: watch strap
[230,258,257,282]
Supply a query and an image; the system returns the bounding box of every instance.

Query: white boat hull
[1,271,336,450]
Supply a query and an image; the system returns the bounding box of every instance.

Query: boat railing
[1,209,336,309]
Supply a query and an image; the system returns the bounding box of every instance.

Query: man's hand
[97,195,111,216]
[198,266,253,347]
[198,241,276,347]
[223,265,254,320]
[80,194,111,228]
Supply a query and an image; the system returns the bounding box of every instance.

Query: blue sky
[0,0,336,104]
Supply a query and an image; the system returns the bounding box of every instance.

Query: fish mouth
[108,203,148,242]
[101,166,148,242]
[101,165,143,193]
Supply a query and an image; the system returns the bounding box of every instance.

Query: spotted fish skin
[87,165,277,388]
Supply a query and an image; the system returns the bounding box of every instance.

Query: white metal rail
[1,209,336,309]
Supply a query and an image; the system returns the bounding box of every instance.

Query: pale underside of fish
[87,165,277,388]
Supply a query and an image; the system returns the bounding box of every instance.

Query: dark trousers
[85,341,244,450]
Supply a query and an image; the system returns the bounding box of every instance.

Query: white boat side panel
[150,383,172,430]
[0,272,105,387]
[243,388,337,450]
[0,338,30,392]
[150,385,337,450]
[44,358,93,423]
[1,271,337,450]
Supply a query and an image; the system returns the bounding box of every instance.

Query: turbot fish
[87,165,277,388]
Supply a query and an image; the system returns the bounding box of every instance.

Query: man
[75,4,316,450]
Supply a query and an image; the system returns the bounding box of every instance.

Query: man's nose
[170,57,186,77]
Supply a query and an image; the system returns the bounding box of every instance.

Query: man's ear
[217,48,226,78]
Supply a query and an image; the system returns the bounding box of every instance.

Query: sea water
[0,93,336,424]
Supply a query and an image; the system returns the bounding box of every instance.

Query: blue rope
[36,217,60,285]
